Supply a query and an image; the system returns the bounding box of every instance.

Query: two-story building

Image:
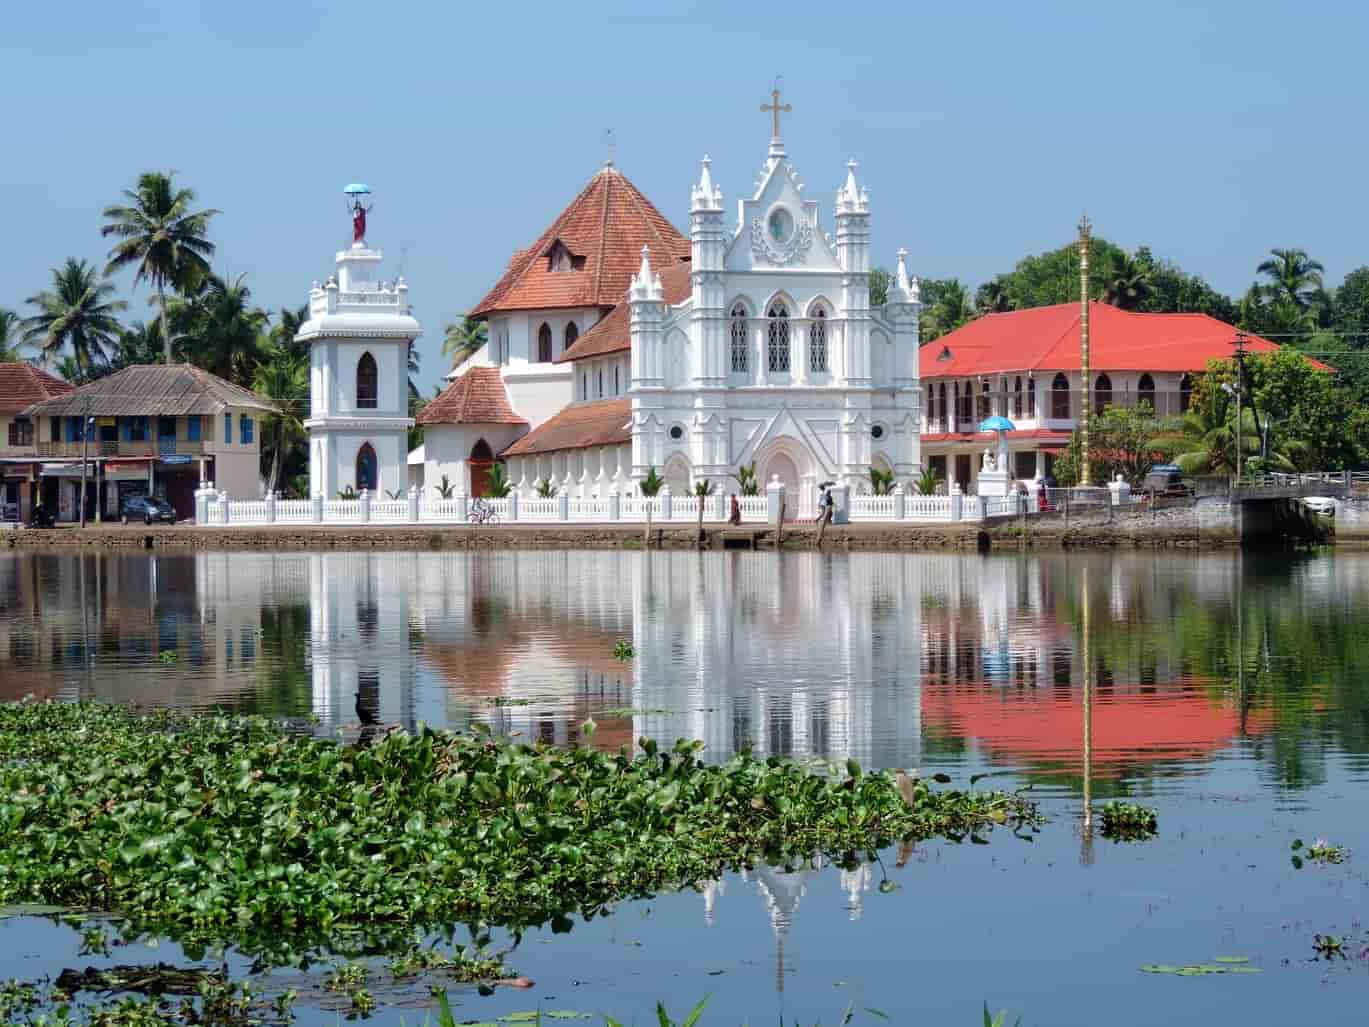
[0,363,74,522]
[918,301,1284,492]
[23,364,277,521]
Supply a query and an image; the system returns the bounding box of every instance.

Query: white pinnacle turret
[895,247,912,294]
[691,156,723,212]
[629,244,663,302]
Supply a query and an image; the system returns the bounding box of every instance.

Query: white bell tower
[299,184,419,500]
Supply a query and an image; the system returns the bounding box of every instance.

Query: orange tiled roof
[417,366,526,426]
[556,263,694,364]
[470,165,690,318]
[500,398,630,458]
[0,363,74,415]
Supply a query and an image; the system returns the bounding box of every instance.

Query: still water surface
[2,549,1368,1024]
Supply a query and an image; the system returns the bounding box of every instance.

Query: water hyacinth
[0,702,1039,958]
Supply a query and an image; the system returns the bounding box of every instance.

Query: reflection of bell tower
[751,865,810,994]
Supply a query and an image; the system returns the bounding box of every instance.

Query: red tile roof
[470,165,690,318]
[556,263,694,364]
[919,302,1312,378]
[500,398,630,458]
[0,363,74,415]
[416,366,526,426]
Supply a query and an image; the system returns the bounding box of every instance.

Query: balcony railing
[36,440,212,459]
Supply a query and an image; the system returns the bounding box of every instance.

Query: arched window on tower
[809,308,828,373]
[1051,373,1071,419]
[1095,373,1113,412]
[537,323,552,363]
[939,382,948,431]
[564,322,578,355]
[767,303,791,373]
[356,353,378,409]
[355,442,377,491]
[1137,373,1155,412]
[730,303,749,373]
[1179,373,1193,413]
[1013,376,1023,418]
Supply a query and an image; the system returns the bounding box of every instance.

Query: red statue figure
[350,198,371,244]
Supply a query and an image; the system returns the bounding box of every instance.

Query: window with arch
[564,321,578,353]
[356,353,378,409]
[537,323,552,363]
[1137,372,1155,412]
[581,373,587,400]
[1026,376,1036,418]
[1051,373,1070,419]
[809,307,828,372]
[614,365,620,395]
[355,443,377,492]
[1094,373,1113,411]
[767,303,791,373]
[1013,376,1023,418]
[978,381,991,420]
[1179,373,1193,413]
[730,303,749,373]
[939,382,948,430]
[597,369,603,398]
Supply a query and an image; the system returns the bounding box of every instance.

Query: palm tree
[0,308,26,362]
[691,478,716,545]
[22,258,127,379]
[1100,251,1155,310]
[1256,248,1324,310]
[639,467,665,546]
[101,172,219,365]
[868,466,895,495]
[252,346,307,495]
[485,462,513,498]
[1170,402,1265,477]
[113,320,166,369]
[915,466,942,496]
[442,315,488,368]
[271,304,311,359]
[926,280,974,339]
[182,273,269,384]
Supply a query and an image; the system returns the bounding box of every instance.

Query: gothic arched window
[1051,373,1070,419]
[537,323,552,363]
[1095,373,1113,412]
[564,322,579,353]
[1137,373,1155,412]
[355,442,377,491]
[1013,376,1023,418]
[1179,373,1193,413]
[730,303,749,373]
[809,307,828,373]
[356,353,378,409]
[939,382,948,430]
[767,303,791,373]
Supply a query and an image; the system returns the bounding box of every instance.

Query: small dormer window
[548,242,580,272]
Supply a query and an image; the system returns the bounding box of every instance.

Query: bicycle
[469,498,501,525]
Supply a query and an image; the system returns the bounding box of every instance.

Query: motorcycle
[26,505,56,529]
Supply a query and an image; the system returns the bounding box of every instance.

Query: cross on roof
[761,81,792,140]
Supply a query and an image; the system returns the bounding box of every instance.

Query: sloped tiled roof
[500,398,630,458]
[556,263,694,364]
[918,302,1321,378]
[470,165,690,318]
[417,366,526,426]
[0,363,74,415]
[22,364,278,417]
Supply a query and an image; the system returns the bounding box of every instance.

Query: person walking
[728,494,742,526]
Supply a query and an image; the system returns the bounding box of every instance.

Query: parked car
[1,500,17,522]
[120,494,177,525]
[1143,464,1188,496]
[1302,496,1337,518]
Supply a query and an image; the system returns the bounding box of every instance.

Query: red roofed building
[918,301,1285,491]
[1,363,74,521]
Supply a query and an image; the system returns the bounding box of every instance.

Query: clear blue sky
[3,0,1365,393]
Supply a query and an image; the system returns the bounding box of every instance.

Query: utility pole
[1078,215,1092,487]
[1233,331,1248,482]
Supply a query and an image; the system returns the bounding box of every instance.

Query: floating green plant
[1291,837,1346,868]
[1099,801,1159,841]
[612,640,635,661]
[1140,957,1261,976]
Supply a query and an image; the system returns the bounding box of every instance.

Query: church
[416,95,923,510]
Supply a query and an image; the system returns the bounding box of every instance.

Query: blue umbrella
[343,183,371,195]
[978,415,1016,433]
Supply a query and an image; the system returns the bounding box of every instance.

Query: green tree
[1085,403,1166,485]
[733,463,760,496]
[868,267,891,307]
[1331,266,1369,337]
[485,462,512,498]
[1099,250,1154,310]
[22,258,127,380]
[921,278,975,341]
[180,273,269,384]
[1256,248,1324,310]
[101,171,219,364]
[442,315,488,368]
[0,308,26,362]
[252,346,307,495]
[271,304,311,359]
[974,278,1014,314]
[111,320,167,370]
[691,477,716,542]
[868,466,895,495]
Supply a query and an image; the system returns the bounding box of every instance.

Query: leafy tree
[442,315,488,368]
[1243,347,1369,470]
[733,463,760,496]
[920,278,975,341]
[974,278,1014,314]
[915,465,942,496]
[638,467,665,497]
[1331,266,1369,337]
[1100,250,1154,310]
[1256,248,1324,310]
[691,477,716,541]
[101,171,218,364]
[1134,247,1235,320]
[112,320,168,369]
[22,258,127,380]
[252,346,307,495]
[868,267,891,307]
[1084,403,1166,485]
[0,308,26,362]
[534,478,557,498]
[868,466,895,495]
[271,304,311,359]
[179,273,269,384]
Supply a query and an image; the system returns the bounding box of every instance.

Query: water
[2,548,1368,1024]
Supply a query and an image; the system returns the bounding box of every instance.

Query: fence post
[893,483,906,521]
[661,484,673,521]
[508,490,519,522]
[713,489,726,521]
[407,484,419,522]
[312,492,323,523]
[456,491,469,523]
[557,488,570,522]
[950,483,963,523]
[218,490,230,525]
[766,476,784,526]
[608,487,621,521]
[359,488,371,523]
[265,492,276,524]
[830,482,850,525]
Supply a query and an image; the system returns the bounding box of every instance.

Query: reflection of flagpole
[1237,551,1247,736]
[1080,562,1094,867]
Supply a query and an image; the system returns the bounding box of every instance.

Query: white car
[1302,496,1337,517]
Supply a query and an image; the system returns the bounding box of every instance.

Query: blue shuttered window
[187,416,201,442]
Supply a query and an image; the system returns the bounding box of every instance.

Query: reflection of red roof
[500,398,630,457]
[556,263,694,364]
[0,363,73,415]
[417,366,526,426]
[922,683,1273,777]
[470,166,690,318]
[919,302,1327,378]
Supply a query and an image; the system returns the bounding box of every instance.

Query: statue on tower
[343,183,372,246]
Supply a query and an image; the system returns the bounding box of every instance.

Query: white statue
[982,448,997,473]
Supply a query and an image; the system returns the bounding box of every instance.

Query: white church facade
[418,106,923,510]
